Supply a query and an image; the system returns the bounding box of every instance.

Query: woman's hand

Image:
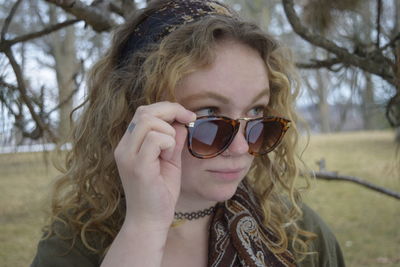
[103,102,196,267]
[114,101,196,231]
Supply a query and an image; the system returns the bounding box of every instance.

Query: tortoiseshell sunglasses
[185,116,291,159]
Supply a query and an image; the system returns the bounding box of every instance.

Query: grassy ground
[0,152,59,267]
[300,130,400,266]
[0,130,399,266]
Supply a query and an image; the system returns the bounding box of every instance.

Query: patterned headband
[118,0,233,65]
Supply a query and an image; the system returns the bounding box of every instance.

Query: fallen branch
[312,171,400,200]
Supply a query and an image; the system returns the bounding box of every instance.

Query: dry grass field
[300,130,400,266]
[0,130,399,266]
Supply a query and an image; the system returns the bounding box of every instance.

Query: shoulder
[31,220,101,267]
[296,204,346,267]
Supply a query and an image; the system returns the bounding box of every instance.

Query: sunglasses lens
[248,120,285,154]
[191,119,234,156]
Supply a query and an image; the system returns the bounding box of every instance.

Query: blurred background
[0,0,399,266]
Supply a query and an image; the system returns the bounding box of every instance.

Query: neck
[163,211,211,267]
[170,194,218,237]
[174,191,218,213]
[169,214,212,239]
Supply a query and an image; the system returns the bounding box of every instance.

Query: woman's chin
[201,182,241,202]
[179,181,241,207]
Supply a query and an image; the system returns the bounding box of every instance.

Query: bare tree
[2,0,398,143]
[0,0,398,199]
[282,0,399,130]
[0,0,137,143]
[0,0,81,143]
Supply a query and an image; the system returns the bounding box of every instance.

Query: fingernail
[188,111,197,121]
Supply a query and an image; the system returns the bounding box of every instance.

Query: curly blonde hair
[46,0,315,261]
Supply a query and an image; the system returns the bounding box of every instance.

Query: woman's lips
[207,168,245,181]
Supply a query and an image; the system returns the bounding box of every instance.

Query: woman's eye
[196,107,219,117]
[249,106,265,117]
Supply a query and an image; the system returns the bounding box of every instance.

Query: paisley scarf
[208,182,297,267]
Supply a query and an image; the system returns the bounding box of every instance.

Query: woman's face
[175,40,270,210]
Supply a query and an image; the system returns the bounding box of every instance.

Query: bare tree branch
[0,19,81,52]
[31,0,47,27]
[376,0,382,48]
[380,32,400,51]
[313,171,400,200]
[121,0,137,18]
[296,58,344,71]
[4,47,57,142]
[44,0,117,32]
[47,85,79,115]
[386,92,400,127]
[1,0,24,41]
[281,0,395,85]
[0,79,19,117]
[109,2,124,17]
[0,77,18,91]
[93,0,137,19]
[9,19,81,46]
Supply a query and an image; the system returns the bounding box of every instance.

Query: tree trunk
[362,73,375,130]
[316,69,331,133]
[49,6,79,141]
[394,0,400,142]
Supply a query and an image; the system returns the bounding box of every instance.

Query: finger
[138,131,176,164]
[155,124,187,191]
[126,115,176,153]
[135,102,196,125]
[159,122,187,162]
[116,102,196,161]
[170,123,188,164]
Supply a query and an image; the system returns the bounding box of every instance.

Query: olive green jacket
[31,204,345,267]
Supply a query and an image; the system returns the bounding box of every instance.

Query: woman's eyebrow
[180,91,229,105]
[180,89,269,106]
[251,89,269,102]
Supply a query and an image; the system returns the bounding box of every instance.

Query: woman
[32,0,345,266]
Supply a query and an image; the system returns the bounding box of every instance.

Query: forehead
[175,40,269,107]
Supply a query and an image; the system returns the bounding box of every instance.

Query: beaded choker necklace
[174,206,216,221]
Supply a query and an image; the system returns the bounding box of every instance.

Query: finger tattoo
[128,122,136,133]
